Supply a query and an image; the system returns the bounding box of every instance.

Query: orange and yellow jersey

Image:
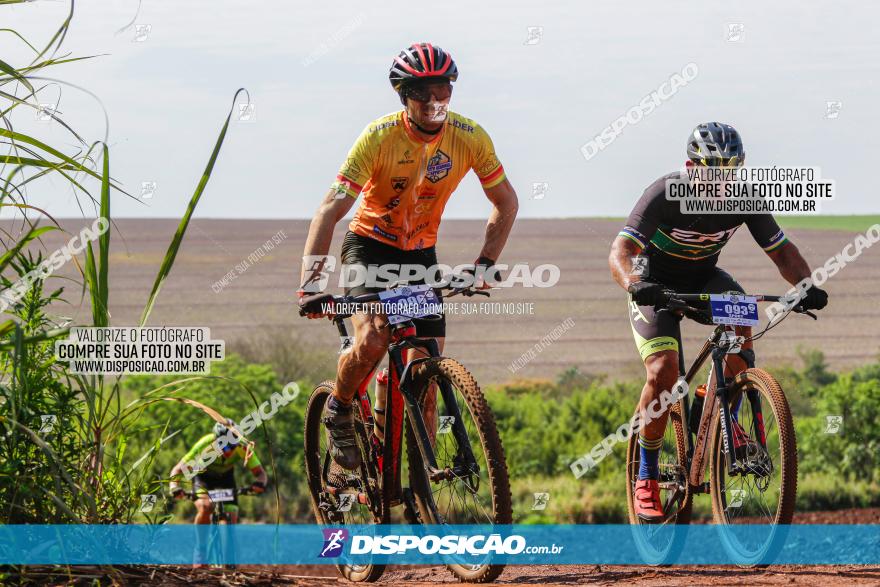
[331,110,506,250]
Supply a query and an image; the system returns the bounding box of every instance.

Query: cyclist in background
[169,418,268,525]
[299,43,519,470]
[608,122,828,522]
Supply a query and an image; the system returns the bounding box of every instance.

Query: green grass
[592,216,880,232]
[776,215,880,232]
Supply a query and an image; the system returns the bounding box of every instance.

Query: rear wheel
[710,368,796,565]
[625,399,692,564]
[406,358,512,583]
[304,381,386,582]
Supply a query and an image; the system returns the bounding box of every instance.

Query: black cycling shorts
[340,231,446,338]
[193,468,237,505]
[628,267,745,362]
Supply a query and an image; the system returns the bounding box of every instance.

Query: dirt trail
[15,509,877,586]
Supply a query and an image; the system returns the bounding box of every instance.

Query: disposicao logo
[319,528,349,558]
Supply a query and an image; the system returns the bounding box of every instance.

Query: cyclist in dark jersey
[608,122,828,522]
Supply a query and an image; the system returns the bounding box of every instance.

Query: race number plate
[709,294,759,327]
[378,284,441,325]
[207,488,235,502]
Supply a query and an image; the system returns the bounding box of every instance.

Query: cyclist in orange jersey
[299,43,519,470]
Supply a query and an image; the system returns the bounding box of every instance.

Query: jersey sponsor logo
[682,248,716,256]
[372,224,398,241]
[477,152,501,176]
[450,118,475,133]
[385,197,400,210]
[339,158,362,180]
[649,339,674,350]
[668,226,739,244]
[426,149,453,183]
[398,149,415,165]
[417,189,437,200]
[369,120,398,133]
[391,177,408,193]
[414,202,432,215]
[406,221,430,240]
[380,213,394,225]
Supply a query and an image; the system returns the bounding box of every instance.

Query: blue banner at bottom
[0,524,877,566]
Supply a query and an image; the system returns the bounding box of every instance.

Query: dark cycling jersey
[618,172,788,283]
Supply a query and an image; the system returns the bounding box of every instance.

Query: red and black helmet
[389,43,458,93]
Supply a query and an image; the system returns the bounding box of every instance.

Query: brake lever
[793,305,818,320]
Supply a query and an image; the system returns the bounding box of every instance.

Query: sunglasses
[405,82,453,103]
[693,156,742,168]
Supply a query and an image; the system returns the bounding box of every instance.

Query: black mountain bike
[301,282,513,583]
[625,290,817,564]
[186,486,255,569]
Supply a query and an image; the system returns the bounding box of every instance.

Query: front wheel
[710,368,797,565]
[406,358,512,584]
[304,381,386,582]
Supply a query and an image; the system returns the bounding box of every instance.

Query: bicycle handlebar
[657,290,818,320]
[185,486,256,501]
[298,280,489,318]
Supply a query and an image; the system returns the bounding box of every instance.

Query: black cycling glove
[628,281,663,306]
[801,286,828,311]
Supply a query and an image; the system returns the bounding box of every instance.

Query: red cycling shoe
[634,478,665,523]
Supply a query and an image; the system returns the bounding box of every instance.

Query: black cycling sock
[328,395,352,413]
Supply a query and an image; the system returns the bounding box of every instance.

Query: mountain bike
[625,290,817,564]
[301,282,512,583]
[186,486,256,569]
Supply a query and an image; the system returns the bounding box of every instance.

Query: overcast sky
[4,0,878,219]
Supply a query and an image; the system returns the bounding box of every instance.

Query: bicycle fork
[690,345,766,483]
[395,342,480,484]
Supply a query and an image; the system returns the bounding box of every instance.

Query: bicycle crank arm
[324,487,371,506]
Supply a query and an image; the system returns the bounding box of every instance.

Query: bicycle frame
[678,325,767,488]
[333,316,479,514]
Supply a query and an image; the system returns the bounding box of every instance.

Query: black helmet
[687,122,745,166]
[389,43,458,94]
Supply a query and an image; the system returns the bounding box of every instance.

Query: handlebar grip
[655,288,675,307]
[299,293,334,316]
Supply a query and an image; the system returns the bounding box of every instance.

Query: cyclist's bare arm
[168,459,188,493]
[300,189,357,316]
[609,235,643,291]
[765,241,813,285]
[479,178,518,262]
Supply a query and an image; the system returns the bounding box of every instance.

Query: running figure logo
[319,528,349,558]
